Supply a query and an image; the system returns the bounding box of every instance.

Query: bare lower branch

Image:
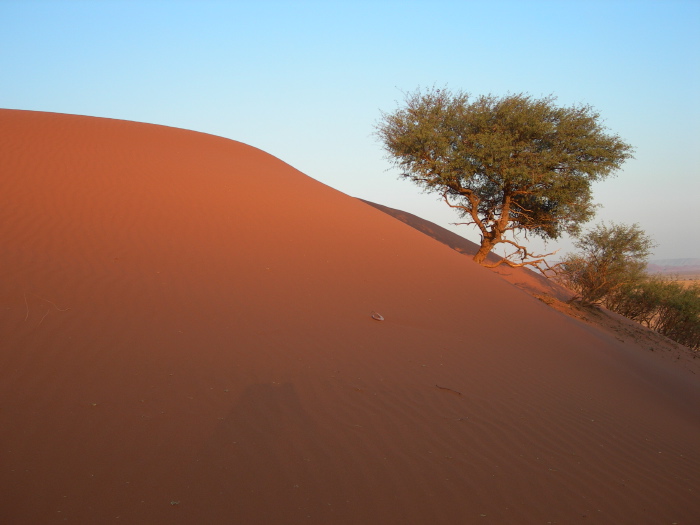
[485,255,562,277]
[496,238,557,260]
[481,238,561,276]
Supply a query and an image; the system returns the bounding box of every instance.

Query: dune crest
[1,109,699,524]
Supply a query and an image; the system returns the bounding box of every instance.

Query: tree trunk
[472,195,509,265]
[473,239,495,264]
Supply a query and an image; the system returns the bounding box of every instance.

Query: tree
[558,222,655,305]
[376,88,634,268]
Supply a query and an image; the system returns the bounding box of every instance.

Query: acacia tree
[376,88,634,268]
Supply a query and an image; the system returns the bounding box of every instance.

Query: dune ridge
[1,109,699,524]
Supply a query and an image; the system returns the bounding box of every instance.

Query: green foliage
[653,282,700,350]
[559,222,655,305]
[605,276,668,326]
[607,278,700,350]
[560,223,699,350]
[376,87,634,265]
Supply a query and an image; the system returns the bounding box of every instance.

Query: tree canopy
[376,88,634,267]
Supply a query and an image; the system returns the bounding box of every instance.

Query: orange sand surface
[1,109,699,524]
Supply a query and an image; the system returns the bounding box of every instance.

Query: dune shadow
[172,382,322,519]
[210,382,314,446]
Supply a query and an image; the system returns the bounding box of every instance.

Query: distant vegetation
[558,222,700,350]
[376,87,633,270]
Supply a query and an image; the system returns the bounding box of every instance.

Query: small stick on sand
[436,384,462,396]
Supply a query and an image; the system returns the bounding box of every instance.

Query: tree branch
[481,238,561,276]
[442,190,489,239]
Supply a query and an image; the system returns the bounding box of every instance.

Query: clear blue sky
[2,0,699,259]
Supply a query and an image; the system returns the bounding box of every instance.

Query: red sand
[1,109,699,524]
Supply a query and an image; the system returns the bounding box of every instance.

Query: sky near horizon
[2,0,699,260]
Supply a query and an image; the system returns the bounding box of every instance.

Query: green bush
[605,277,667,327]
[558,222,699,350]
[606,279,700,350]
[652,282,700,350]
[558,222,653,306]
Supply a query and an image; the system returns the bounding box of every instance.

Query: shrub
[558,222,653,306]
[606,278,700,350]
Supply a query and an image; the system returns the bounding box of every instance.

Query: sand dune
[1,109,699,524]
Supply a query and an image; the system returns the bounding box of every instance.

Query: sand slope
[361,199,575,302]
[1,109,699,524]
